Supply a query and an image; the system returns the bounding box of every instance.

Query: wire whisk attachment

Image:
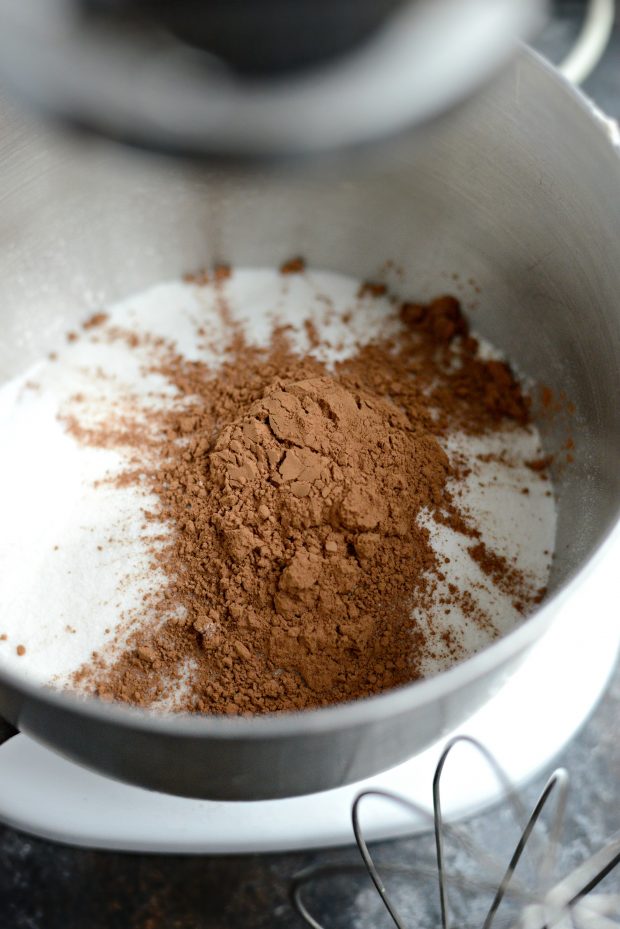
[292,736,620,929]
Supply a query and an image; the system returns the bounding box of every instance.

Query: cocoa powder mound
[82,351,453,712]
[69,288,542,714]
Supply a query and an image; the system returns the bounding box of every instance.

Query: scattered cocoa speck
[48,352,58,361]
[540,385,554,409]
[304,318,320,349]
[477,450,511,466]
[401,295,469,343]
[537,386,575,421]
[16,645,26,656]
[400,302,426,325]
[0,634,7,641]
[214,264,231,282]
[468,541,534,605]
[358,281,387,298]
[280,256,306,275]
[83,312,109,330]
[66,331,78,343]
[184,268,210,285]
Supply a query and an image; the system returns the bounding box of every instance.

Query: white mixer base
[0,594,616,854]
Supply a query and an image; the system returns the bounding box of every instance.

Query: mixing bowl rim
[0,47,619,741]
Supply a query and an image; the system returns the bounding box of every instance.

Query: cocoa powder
[68,284,544,714]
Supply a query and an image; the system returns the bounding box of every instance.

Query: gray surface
[0,2,618,925]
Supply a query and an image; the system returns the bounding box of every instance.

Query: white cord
[559,0,616,85]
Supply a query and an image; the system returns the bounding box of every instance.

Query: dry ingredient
[64,276,547,715]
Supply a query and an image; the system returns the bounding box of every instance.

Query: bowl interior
[1,50,619,612]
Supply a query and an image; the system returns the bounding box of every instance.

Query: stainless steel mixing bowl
[0,48,618,800]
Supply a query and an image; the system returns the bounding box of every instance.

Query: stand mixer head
[0,0,545,159]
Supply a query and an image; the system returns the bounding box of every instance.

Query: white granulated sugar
[0,268,556,689]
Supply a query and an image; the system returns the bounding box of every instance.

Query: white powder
[0,269,556,689]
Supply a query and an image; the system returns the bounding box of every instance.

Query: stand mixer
[0,0,618,852]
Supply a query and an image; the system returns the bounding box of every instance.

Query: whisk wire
[432,735,528,929]
[352,788,435,929]
[482,770,569,929]
[291,737,619,929]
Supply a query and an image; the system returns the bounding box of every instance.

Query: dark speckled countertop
[0,672,617,929]
[0,3,618,927]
